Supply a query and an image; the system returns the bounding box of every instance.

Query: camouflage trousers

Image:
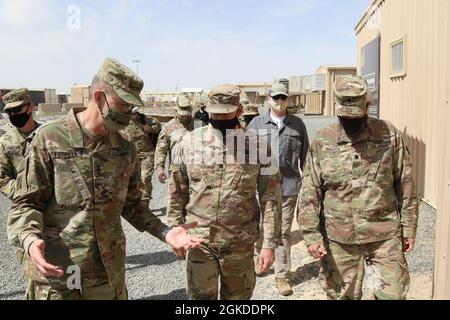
[187,245,256,300]
[138,152,155,205]
[320,237,410,300]
[256,196,297,279]
[26,280,127,300]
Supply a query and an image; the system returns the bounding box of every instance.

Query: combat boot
[276,278,293,296]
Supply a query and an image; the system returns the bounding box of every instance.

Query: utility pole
[133,59,141,76]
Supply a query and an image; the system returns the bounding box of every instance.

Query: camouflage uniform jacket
[154,117,194,171]
[167,124,282,249]
[122,115,161,154]
[298,117,419,247]
[7,108,168,291]
[0,123,41,200]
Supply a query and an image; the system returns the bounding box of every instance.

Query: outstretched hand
[165,222,205,258]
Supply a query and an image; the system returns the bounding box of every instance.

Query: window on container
[390,37,406,76]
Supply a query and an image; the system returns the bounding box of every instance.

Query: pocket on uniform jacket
[366,139,391,183]
[53,160,84,207]
[322,169,351,189]
[14,157,29,195]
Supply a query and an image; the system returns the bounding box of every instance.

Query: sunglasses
[6,103,30,115]
[272,95,288,101]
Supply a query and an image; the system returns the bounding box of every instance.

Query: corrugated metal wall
[300,92,324,115]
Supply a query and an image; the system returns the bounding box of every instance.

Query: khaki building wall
[433,0,450,300]
[356,0,448,208]
[356,0,450,299]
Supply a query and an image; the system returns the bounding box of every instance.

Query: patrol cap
[96,57,145,108]
[176,95,193,116]
[206,84,241,114]
[3,88,32,112]
[269,83,289,97]
[242,104,259,116]
[334,76,368,119]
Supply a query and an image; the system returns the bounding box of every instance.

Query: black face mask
[338,115,368,136]
[210,115,239,138]
[244,115,256,126]
[10,111,32,128]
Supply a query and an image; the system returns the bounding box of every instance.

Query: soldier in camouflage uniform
[0,88,41,200]
[167,84,282,300]
[239,99,259,129]
[0,88,42,299]
[122,107,161,206]
[154,95,194,184]
[298,76,419,300]
[7,58,204,300]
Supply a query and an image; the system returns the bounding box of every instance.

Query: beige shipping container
[300,92,324,115]
[44,89,57,104]
[355,0,450,299]
[70,85,90,106]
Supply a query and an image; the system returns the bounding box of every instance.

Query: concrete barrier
[38,103,62,114]
[62,103,84,113]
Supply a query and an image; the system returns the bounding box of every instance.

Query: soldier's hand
[307,243,327,259]
[165,222,206,251]
[403,238,416,252]
[258,248,275,273]
[172,248,186,260]
[29,240,64,278]
[157,168,168,184]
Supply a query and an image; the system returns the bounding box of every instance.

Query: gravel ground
[0,116,436,300]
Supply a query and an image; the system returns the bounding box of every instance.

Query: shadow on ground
[289,261,321,287]
[140,288,189,300]
[126,251,178,271]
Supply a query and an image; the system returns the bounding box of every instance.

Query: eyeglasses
[272,95,288,101]
[6,103,30,115]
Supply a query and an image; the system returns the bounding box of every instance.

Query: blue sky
[0,0,371,92]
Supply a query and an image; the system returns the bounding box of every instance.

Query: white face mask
[270,99,289,112]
